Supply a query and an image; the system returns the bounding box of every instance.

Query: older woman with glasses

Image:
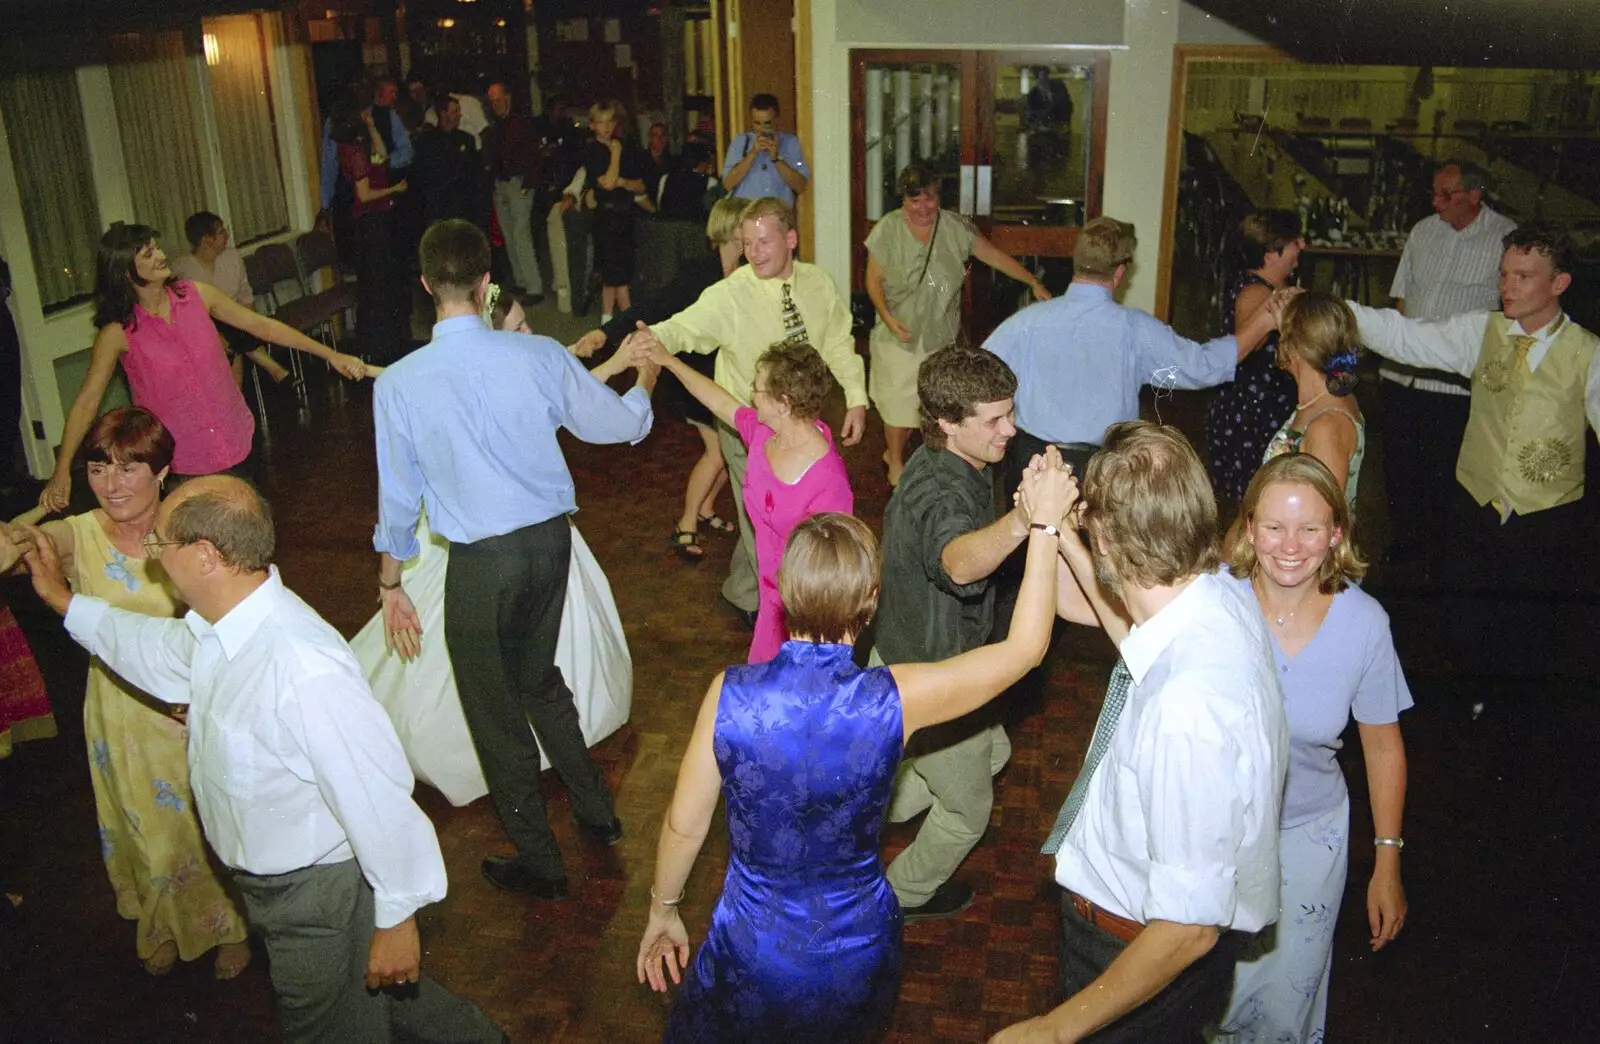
[3,408,250,979]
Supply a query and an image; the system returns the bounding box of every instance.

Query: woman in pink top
[40,223,369,511]
[645,337,854,662]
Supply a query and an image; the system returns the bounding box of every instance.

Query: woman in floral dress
[8,408,249,977]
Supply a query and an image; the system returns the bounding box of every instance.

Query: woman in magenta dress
[646,338,853,661]
[39,223,368,512]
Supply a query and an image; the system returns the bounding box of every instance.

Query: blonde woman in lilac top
[639,336,853,662]
[1218,452,1410,1043]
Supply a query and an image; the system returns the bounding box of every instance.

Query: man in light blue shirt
[373,219,657,900]
[984,216,1276,486]
[721,93,809,207]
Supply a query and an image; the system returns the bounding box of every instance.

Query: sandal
[142,939,179,977]
[671,529,705,562]
[699,513,736,534]
[214,940,252,981]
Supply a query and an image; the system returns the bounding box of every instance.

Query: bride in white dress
[351,288,634,806]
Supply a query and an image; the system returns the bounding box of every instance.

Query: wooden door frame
[1154,44,1292,321]
[974,49,1110,260]
[848,49,978,291]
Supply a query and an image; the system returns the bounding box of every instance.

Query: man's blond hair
[740,197,795,233]
[1072,216,1136,279]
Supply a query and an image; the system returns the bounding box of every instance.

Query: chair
[242,244,311,429]
[285,230,358,355]
[1337,117,1372,132]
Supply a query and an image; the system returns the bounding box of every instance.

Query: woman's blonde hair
[587,100,617,124]
[705,197,753,247]
[1226,453,1367,594]
[778,513,880,644]
[1279,291,1362,397]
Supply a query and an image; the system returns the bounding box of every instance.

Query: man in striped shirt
[1383,160,1516,577]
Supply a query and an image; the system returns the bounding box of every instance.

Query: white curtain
[204,14,288,242]
[107,31,209,253]
[0,70,102,308]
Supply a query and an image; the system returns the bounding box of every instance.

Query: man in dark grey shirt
[873,345,1034,921]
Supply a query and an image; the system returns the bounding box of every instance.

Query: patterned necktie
[780,282,808,345]
[1511,334,1538,367]
[1042,659,1133,855]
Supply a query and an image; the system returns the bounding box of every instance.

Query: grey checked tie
[1042,659,1132,855]
[780,282,808,345]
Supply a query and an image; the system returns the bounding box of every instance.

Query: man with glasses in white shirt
[18,476,503,1044]
[1382,160,1516,576]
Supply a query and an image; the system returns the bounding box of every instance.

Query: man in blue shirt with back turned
[373,219,658,900]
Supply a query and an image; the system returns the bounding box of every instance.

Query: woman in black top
[1206,208,1303,503]
[568,197,752,562]
[581,101,649,323]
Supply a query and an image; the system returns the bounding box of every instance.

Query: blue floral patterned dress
[664,641,904,1043]
[1206,271,1298,501]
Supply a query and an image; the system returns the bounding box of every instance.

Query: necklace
[1253,576,1306,628]
[1296,389,1327,411]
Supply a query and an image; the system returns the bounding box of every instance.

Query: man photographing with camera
[721,93,809,206]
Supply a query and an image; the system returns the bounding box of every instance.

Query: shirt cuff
[1143,860,1237,930]
[373,523,422,562]
[372,890,437,931]
[63,594,110,651]
[621,386,656,445]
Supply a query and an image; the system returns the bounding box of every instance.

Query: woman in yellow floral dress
[19,408,250,977]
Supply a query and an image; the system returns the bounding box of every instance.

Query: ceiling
[1186,0,1600,68]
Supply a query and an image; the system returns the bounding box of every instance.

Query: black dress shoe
[580,816,624,846]
[481,856,568,899]
[900,880,974,923]
[716,594,758,632]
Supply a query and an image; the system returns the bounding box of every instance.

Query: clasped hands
[1266,284,1305,325]
[1015,445,1081,532]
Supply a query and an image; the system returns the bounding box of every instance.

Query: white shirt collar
[184,567,283,660]
[1506,311,1567,341]
[1117,571,1216,686]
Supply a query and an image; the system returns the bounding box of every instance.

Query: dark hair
[77,407,174,474]
[897,162,941,201]
[93,223,183,330]
[1503,223,1576,277]
[167,479,275,572]
[396,99,426,133]
[756,341,834,420]
[326,94,370,147]
[778,513,880,644]
[681,141,714,170]
[918,346,1017,447]
[749,93,780,115]
[1237,209,1302,269]
[1439,159,1490,194]
[1081,421,1218,589]
[420,219,491,302]
[184,211,224,249]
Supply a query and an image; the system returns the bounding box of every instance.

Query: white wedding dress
[352,513,634,806]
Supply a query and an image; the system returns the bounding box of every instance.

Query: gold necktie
[1511,334,1538,360]
[780,282,808,345]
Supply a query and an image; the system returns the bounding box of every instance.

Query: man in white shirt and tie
[19,476,502,1044]
[992,422,1288,1044]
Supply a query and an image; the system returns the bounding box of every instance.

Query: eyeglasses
[141,531,189,557]
[1432,187,1469,201]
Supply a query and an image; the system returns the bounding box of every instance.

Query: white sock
[600,312,613,324]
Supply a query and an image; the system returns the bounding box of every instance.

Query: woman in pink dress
[645,338,853,662]
[39,222,369,511]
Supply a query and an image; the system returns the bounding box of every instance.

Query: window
[204,14,289,243]
[107,31,210,254]
[0,69,102,309]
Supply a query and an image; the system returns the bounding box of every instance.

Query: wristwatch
[1029,522,1060,537]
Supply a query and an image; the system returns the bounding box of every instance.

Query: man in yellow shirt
[628,198,867,622]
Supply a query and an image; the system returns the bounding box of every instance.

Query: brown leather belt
[1068,890,1144,943]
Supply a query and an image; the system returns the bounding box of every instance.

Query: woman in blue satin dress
[637,455,1077,1043]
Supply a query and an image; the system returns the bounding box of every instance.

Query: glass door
[851,49,1109,342]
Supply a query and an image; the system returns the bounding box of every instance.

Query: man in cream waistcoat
[1346,223,1599,675]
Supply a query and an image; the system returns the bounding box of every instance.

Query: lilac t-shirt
[1231,575,1413,827]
